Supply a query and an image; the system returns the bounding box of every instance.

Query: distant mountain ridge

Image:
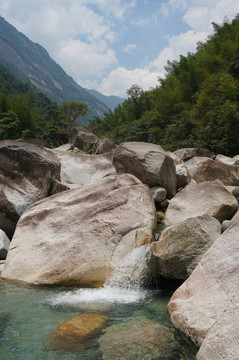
[0,16,109,122]
[84,88,125,111]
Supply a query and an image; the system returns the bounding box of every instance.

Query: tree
[0,110,20,139]
[58,100,87,138]
[126,84,143,120]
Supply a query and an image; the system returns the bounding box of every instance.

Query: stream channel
[0,246,197,359]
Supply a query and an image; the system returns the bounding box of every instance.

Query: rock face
[2,174,156,286]
[95,137,116,154]
[0,140,61,236]
[0,230,10,260]
[191,158,239,186]
[70,126,98,153]
[113,142,177,198]
[173,148,214,162]
[215,154,239,166]
[99,318,180,360]
[167,220,239,359]
[176,163,191,189]
[53,148,116,186]
[50,313,108,352]
[151,215,221,279]
[164,181,237,226]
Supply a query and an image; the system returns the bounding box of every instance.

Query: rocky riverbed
[1,127,239,359]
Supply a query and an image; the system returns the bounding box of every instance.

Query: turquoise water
[0,278,196,359]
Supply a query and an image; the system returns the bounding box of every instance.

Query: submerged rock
[164,181,237,226]
[99,318,180,360]
[50,313,108,352]
[113,142,177,198]
[2,174,156,286]
[167,220,239,359]
[151,215,221,279]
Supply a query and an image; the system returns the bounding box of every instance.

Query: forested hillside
[0,16,109,122]
[88,16,239,156]
[0,63,87,146]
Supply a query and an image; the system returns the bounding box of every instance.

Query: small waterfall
[105,245,152,289]
[47,245,153,306]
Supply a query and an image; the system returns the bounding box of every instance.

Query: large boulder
[167,220,239,359]
[1,174,156,286]
[0,140,61,235]
[99,318,180,360]
[151,215,221,279]
[191,158,239,186]
[164,181,237,226]
[215,154,239,166]
[53,148,116,186]
[0,230,10,260]
[183,157,210,174]
[173,148,214,162]
[70,126,98,153]
[95,137,116,154]
[113,142,176,198]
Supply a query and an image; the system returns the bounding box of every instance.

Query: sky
[0,0,239,98]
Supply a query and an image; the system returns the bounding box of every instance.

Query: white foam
[47,286,151,306]
[47,245,153,306]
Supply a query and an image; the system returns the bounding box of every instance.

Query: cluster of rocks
[1,127,239,359]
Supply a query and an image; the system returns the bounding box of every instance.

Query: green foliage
[88,15,239,156]
[0,110,20,139]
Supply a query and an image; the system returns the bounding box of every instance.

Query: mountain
[0,16,109,123]
[84,88,125,111]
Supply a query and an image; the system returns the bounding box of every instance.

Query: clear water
[0,278,196,360]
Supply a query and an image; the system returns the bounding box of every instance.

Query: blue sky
[0,0,239,97]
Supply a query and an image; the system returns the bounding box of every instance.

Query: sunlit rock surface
[164,181,237,226]
[0,140,61,238]
[173,147,214,162]
[2,174,156,286]
[151,215,221,279]
[53,147,116,185]
[167,220,239,359]
[113,142,177,198]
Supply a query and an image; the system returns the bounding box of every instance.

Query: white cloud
[183,0,238,33]
[122,43,137,54]
[97,66,160,97]
[1,0,239,100]
[57,38,117,80]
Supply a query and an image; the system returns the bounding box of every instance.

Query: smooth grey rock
[215,154,239,166]
[164,182,237,226]
[99,318,180,360]
[167,220,239,359]
[53,149,116,185]
[113,142,176,198]
[70,126,98,153]
[176,163,191,189]
[0,230,10,260]
[150,187,167,202]
[2,174,156,286]
[173,148,214,162]
[0,140,61,232]
[151,215,221,279]
[191,159,239,186]
[183,157,210,174]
